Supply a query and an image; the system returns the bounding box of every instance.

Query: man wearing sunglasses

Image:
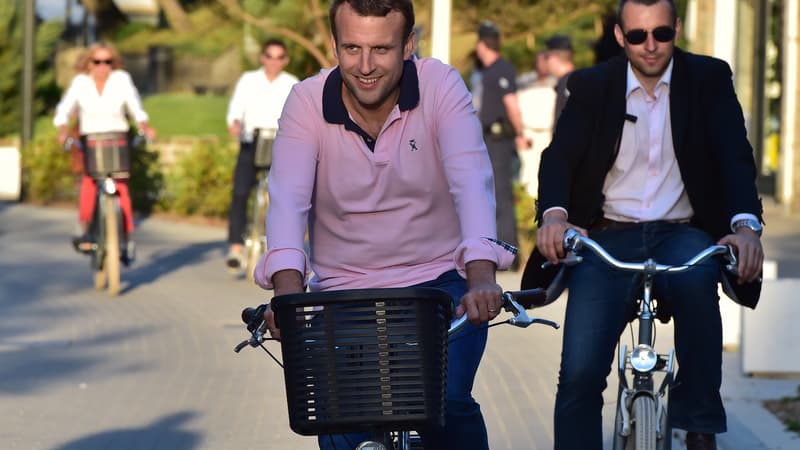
[226,39,299,270]
[522,1,763,450]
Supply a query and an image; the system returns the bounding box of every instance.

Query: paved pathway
[0,202,797,449]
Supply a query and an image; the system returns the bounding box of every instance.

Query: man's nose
[644,33,657,51]
[359,52,375,74]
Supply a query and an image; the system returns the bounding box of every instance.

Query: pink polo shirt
[254,58,513,292]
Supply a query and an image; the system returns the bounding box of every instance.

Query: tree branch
[216,0,334,68]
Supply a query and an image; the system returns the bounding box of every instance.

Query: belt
[591,217,691,231]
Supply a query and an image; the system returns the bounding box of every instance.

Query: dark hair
[261,38,287,55]
[329,0,415,45]
[617,0,677,29]
[477,21,501,51]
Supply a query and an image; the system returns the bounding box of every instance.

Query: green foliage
[20,133,164,214]
[20,137,77,204]
[0,2,63,137]
[114,7,241,56]
[239,0,326,76]
[142,94,230,139]
[162,139,237,218]
[514,181,537,268]
[128,137,165,214]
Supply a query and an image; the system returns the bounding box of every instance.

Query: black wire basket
[271,287,452,436]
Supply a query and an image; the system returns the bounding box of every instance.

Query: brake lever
[502,294,560,329]
[234,304,270,353]
[541,252,583,269]
[724,246,739,277]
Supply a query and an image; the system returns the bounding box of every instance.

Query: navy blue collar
[322,59,421,126]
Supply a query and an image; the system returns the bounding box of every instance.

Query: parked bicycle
[235,285,559,450]
[552,229,738,450]
[66,133,142,296]
[233,127,275,280]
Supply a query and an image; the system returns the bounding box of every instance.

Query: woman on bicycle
[54,41,156,254]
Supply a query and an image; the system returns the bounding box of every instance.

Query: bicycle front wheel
[632,395,657,450]
[104,195,121,296]
[93,195,108,291]
[245,183,269,280]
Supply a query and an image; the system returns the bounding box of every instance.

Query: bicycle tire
[632,395,657,450]
[104,195,121,296]
[93,194,108,290]
[245,183,269,281]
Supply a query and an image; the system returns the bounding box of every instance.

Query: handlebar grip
[241,304,268,332]
[505,288,547,309]
[241,307,259,324]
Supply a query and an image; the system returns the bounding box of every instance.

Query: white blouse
[53,70,149,135]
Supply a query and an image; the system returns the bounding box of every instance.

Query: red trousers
[79,175,134,234]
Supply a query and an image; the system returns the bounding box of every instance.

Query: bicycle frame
[67,136,129,295]
[558,229,736,450]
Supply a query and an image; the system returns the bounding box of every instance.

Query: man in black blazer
[521,1,764,449]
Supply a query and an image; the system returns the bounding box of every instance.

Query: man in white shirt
[225,39,299,269]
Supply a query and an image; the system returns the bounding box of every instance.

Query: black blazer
[521,48,763,308]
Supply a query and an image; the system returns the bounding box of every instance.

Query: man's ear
[613,23,625,48]
[675,17,683,40]
[404,30,416,60]
[331,34,338,60]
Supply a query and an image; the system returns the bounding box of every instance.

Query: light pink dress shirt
[254,58,513,292]
[602,61,694,222]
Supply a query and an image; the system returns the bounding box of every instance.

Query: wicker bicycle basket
[253,128,276,169]
[271,287,452,436]
[84,132,130,178]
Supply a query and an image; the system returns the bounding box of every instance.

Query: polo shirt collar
[322,59,420,125]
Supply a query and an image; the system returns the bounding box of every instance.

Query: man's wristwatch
[732,218,763,237]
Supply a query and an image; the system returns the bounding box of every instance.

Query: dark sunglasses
[263,53,287,60]
[93,59,113,65]
[623,26,676,45]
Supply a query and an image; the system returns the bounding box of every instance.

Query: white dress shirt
[226,69,299,142]
[53,70,148,134]
[547,60,757,232]
[602,60,694,222]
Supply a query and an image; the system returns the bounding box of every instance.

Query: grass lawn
[143,93,230,139]
[29,93,230,141]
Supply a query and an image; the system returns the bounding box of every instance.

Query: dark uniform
[479,57,519,252]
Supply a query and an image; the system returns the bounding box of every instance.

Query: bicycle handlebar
[553,228,738,275]
[235,287,558,353]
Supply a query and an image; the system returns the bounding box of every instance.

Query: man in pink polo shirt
[253,1,514,448]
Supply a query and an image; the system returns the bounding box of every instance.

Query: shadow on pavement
[0,326,156,395]
[49,411,202,450]
[121,241,225,294]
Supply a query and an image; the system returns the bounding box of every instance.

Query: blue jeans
[318,270,490,450]
[553,222,726,450]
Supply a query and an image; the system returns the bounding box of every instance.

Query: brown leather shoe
[685,432,717,450]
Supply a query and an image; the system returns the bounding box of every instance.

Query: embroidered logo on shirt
[409,139,418,152]
[499,77,509,89]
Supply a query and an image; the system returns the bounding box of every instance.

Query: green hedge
[20,136,237,220]
[160,139,237,218]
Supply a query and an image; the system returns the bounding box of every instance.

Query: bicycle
[553,228,737,450]
[66,133,140,296]
[235,127,275,280]
[235,285,559,450]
